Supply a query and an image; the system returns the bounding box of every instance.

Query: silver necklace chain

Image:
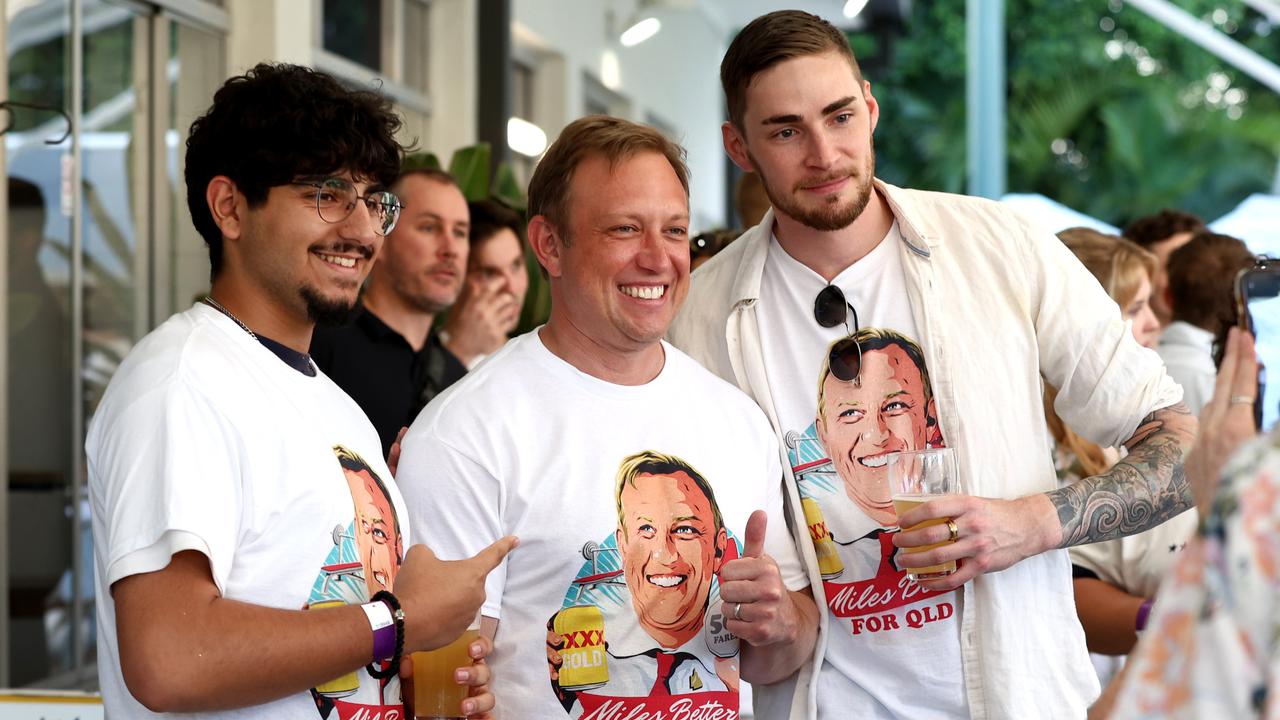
[201,296,257,340]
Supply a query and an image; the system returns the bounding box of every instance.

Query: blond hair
[1057,227,1158,308]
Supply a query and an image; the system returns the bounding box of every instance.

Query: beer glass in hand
[888,448,963,581]
[412,613,483,719]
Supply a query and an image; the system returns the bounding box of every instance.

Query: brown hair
[526,115,689,240]
[468,198,524,249]
[1056,227,1158,308]
[721,10,863,130]
[1122,209,1205,249]
[1045,228,1159,478]
[1166,231,1254,334]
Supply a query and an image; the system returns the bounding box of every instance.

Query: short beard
[750,142,876,232]
[301,285,359,327]
[405,294,452,315]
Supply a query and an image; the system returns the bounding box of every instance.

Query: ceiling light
[507,117,547,158]
[620,17,661,47]
[843,0,871,18]
[601,50,622,89]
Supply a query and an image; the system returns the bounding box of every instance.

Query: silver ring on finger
[732,602,744,621]
[1230,395,1255,405]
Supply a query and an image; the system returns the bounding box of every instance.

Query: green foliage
[402,152,442,171]
[859,0,1280,226]
[447,143,494,201]
[405,144,528,213]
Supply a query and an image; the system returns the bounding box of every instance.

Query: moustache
[796,169,857,192]
[312,242,375,260]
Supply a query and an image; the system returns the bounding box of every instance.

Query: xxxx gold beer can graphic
[309,600,359,697]
[802,497,845,580]
[554,605,609,692]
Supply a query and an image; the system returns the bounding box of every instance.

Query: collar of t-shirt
[257,334,317,376]
[768,220,899,291]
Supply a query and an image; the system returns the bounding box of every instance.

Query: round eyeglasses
[814,284,862,383]
[293,177,403,236]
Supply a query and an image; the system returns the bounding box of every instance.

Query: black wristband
[366,590,405,680]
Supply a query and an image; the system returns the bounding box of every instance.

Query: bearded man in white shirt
[668,10,1196,720]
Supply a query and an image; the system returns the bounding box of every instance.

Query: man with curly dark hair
[87,63,515,719]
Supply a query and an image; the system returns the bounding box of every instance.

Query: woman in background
[1044,228,1198,687]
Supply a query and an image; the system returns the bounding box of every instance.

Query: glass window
[323,0,383,72]
[402,0,430,94]
[4,0,226,689]
[6,0,76,688]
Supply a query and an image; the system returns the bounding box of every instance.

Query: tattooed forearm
[1047,403,1197,548]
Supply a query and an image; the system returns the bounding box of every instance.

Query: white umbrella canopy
[1000,193,1121,236]
[1209,193,1280,258]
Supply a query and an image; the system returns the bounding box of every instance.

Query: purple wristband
[372,620,397,662]
[362,599,397,662]
[1135,598,1155,632]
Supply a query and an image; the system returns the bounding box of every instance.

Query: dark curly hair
[184,63,407,277]
[1122,209,1205,249]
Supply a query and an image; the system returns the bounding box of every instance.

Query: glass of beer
[412,615,483,719]
[888,448,963,581]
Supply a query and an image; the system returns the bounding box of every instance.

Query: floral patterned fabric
[1113,430,1280,719]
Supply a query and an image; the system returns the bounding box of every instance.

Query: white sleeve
[396,429,507,619]
[1025,225,1183,447]
[90,380,242,595]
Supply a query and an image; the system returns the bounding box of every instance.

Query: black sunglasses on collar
[814,285,862,383]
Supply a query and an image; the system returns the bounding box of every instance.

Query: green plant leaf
[448,143,492,201]
[403,152,442,171]
[490,162,527,212]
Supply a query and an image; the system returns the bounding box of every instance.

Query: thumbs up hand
[718,510,799,648]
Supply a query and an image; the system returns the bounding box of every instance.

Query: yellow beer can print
[554,605,610,692]
[803,497,845,580]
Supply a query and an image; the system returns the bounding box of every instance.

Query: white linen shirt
[668,180,1184,720]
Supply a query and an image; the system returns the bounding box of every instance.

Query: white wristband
[361,599,394,632]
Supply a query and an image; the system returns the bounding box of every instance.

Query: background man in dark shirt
[312,167,469,453]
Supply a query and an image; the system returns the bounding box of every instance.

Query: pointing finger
[471,535,519,573]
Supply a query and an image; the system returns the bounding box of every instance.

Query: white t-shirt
[755,224,967,719]
[87,304,410,720]
[397,331,807,720]
[1156,321,1217,416]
